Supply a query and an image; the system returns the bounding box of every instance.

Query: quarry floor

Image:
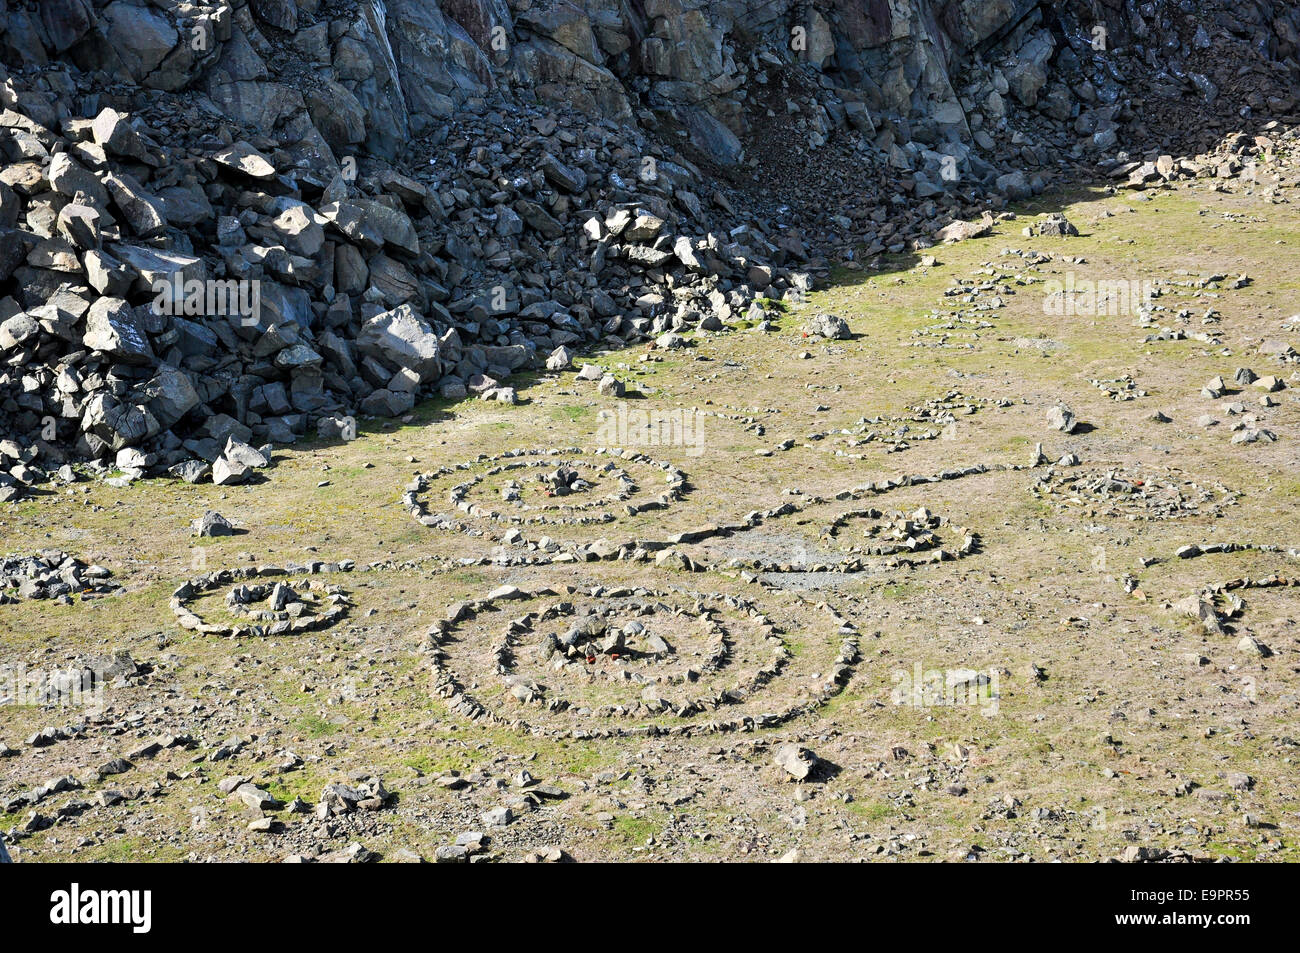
[3,179,1299,862]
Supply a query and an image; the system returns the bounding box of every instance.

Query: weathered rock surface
[0,0,1296,489]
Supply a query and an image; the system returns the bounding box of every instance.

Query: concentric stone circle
[1031,464,1238,520]
[425,582,860,738]
[719,506,980,576]
[803,392,1007,458]
[679,460,1028,575]
[171,566,353,637]
[820,506,978,560]
[404,447,689,536]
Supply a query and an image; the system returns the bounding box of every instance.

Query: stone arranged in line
[1033,465,1240,521]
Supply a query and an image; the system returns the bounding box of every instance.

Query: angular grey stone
[250,0,298,32]
[104,172,167,237]
[360,388,416,417]
[168,460,211,484]
[357,305,441,382]
[774,744,818,781]
[213,457,250,486]
[91,107,155,165]
[140,365,199,428]
[807,313,851,340]
[0,313,39,351]
[546,346,573,371]
[224,438,271,469]
[1046,404,1077,433]
[212,142,277,180]
[83,298,153,364]
[46,152,108,208]
[191,510,233,537]
[102,1,178,84]
[234,782,283,812]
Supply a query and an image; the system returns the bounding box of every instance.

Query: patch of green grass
[385,524,435,548]
[549,740,616,775]
[881,581,922,600]
[80,835,187,863]
[612,815,657,845]
[818,689,864,718]
[847,799,895,821]
[294,714,341,738]
[1201,840,1265,861]
[398,750,472,776]
[552,405,593,424]
[408,396,458,423]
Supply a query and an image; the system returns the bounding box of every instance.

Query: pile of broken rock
[0,550,117,604]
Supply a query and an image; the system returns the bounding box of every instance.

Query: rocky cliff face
[0,0,1297,491]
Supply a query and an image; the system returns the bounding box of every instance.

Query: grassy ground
[2,177,1298,862]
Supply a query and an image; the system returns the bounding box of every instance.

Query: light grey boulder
[1046,404,1078,433]
[191,510,233,537]
[806,313,851,340]
[356,305,442,382]
[212,456,250,486]
[224,438,271,469]
[83,298,153,364]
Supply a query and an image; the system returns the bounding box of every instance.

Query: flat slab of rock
[212,141,277,180]
[774,743,819,781]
